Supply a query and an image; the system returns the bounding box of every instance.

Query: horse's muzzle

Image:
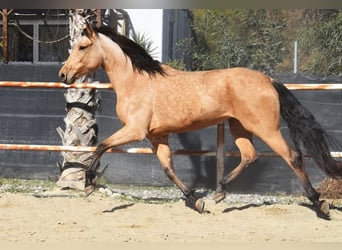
[59,71,76,85]
[59,72,67,83]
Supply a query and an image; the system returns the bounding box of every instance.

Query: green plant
[131,31,158,57]
[298,10,341,76]
[182,9,286,74]
[165,59,187,71]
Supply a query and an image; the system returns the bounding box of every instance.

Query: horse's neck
[99,34,135,90]
[104,60,134,90]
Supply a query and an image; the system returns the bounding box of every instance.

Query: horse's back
[148,68,231,134]
[148,67,278,135]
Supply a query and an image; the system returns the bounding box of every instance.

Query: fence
[1,81,342,186]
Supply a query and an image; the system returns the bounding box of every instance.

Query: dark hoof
[214,191,226,204]
[85,170,96,196]
[319,200,330,216]
[84,184,95,196]
[185,197,205,213]
[195,198,205,213]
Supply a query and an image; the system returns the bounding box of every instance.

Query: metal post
[294,41,298,74]
[33,23,39,64]
[216,123,225,188]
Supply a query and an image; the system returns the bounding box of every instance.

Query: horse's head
[59,22,104,84]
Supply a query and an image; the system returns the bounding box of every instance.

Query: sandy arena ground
[1,190,342,243]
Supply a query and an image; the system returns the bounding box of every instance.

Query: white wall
[125,9,163,61]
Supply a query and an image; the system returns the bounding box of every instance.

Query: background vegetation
[178,9,341,76]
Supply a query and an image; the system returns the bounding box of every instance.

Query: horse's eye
[79,45,87,51]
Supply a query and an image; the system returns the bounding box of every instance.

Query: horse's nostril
[60,73,66,81]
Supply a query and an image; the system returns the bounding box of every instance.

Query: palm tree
[56,9,100,190]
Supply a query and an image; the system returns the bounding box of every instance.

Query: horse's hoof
[195,198,205,213]
[214,192,225,204]
[185,197,205,213]
[319,200,330,216]
[84,184,95,196]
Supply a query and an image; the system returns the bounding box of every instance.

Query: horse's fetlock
[96,144,106,154]
[308,190,321,204]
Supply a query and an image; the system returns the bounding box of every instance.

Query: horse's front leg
[85,125,147,195]
[150,136,205,213]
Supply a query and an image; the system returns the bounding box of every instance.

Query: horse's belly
[149,109,229,135]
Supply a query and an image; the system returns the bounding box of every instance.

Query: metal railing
[1,81,341,185]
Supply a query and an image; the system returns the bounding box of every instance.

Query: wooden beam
[1,9,8,63]
[216,123,225,187]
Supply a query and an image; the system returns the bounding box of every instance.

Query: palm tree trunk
[56,9,100,190]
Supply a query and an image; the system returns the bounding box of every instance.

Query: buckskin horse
[59,22,341,216]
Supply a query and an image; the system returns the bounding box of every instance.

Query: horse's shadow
[102,203,135,213]
[222,201,340,220]
[222,203,267,213]
[297,202,342,221]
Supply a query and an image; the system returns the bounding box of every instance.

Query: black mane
[92,26,165,76]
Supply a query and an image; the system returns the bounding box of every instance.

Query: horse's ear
[84,21,96,39]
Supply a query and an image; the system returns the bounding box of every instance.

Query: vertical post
[95,9,102,28]
[2,9,8,63]
[216,123,225,188]
[32,22,39,64]
[294,41,298,74]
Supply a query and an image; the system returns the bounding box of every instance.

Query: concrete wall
[1,64,341,194]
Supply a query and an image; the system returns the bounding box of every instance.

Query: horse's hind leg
[258,130,329,216]
[149,135,205,213]
[214,118,257,203]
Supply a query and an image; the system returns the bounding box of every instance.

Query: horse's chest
[115,90,152,124]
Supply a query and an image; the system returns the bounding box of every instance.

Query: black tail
[272,80,342,178]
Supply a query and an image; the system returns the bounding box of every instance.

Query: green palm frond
[131,32,157,56]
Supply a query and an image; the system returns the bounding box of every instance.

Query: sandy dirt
[1,191,342,243]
